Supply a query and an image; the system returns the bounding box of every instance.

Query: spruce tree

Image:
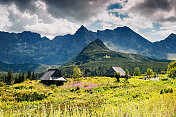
[19,72,22,83]
[35,74,38,80]
[22,72,26,82]
[32,71,35,80]
[0,74,5,83]
[125,69,129,82]
[15,73,19,83]
[27,70,32,80]
[6,69,14,85]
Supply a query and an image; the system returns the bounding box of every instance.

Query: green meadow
[0,76,176,117]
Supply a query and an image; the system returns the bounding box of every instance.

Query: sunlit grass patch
[0,77,176,116]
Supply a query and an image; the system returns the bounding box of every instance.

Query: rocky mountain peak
[75,25,89,35]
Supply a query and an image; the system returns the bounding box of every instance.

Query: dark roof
[39,69,67,81]
[39,70,55,80]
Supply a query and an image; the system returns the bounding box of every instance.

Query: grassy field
[0,77,176,116]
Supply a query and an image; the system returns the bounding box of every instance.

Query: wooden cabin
[105,67,125,77]
[39,69,67,86]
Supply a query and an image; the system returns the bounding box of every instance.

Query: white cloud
[0,5,10,30]
[4,4,38,32]
[25,19,80,39]
[0,1,80,39]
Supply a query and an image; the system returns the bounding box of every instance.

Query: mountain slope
[0,31,50,64]
[0,60,40,72]
[151,33,176,60]
[51,25,97,64]
[67,39,111,65]
[80,38,110,52]
[153,33,176,53]
[66,39,169,67]
[98,26,152,55]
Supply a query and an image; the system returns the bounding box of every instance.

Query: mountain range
[0,25,175,65]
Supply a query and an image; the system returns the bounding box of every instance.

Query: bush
[146,68,154,76]
[161,71,166,74]
[73,66,83,81]
[125,69,129,83]
[167,61,176,79]
[14,92,47,102]
[69,86,80,92]
[160,90,163,94]
[134,67,140,76]
[160,88,173,94]
[161,78,168,81]
[114,72,120,82]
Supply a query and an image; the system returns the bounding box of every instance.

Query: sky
[0,0,176,42]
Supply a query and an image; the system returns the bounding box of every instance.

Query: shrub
[125,69,129,83]
[160,89,163,94]
[73,66,83,81]
[161,78,168,81]
[13,85,27,89]
[134,67,140,76]
[161,71,166,74]
[69,86,80,92]
[146,68,154,76]
[160,88,173,94]
[50,85,57,90]
[167,61,176,79]
[75,86,80,91]
[114,72,120,82]
[14,92,47,102]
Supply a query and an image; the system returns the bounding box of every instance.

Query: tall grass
[1,95,175,117]
[0,77,176,116]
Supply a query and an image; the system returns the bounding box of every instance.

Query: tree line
[63,66,163,78]
[0,61,175,85]
[0,70,38,85]
[71,61,176,79]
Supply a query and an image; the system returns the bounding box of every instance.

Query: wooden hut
[105,67,125,77]
[39,69,67,86]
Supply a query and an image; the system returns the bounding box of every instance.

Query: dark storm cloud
[131,0,176,22]
[43,0,110,21]
[0,0,36,13]
[0,0,111,22]
[135,0,172,12]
